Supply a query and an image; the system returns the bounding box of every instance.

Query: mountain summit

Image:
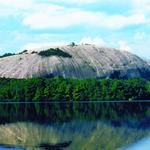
[0,45,150,79]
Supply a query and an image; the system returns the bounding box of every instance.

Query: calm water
[0,101,150,150]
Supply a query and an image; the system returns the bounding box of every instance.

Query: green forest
[0,77,150,101]
[38,48,72,58]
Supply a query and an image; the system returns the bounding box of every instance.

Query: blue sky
[0,0,150,59]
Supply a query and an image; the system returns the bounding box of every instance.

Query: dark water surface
[0,101,150,150]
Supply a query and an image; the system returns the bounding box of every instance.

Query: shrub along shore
[0,77,150,101]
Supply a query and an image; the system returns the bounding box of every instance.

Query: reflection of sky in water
[0,147,22,150]
[122,137,150,150]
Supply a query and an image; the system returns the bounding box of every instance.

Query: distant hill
[0,44,150,79]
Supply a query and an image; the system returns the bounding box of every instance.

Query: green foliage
[19,50,28,54]
[69,42,77,47]
[147,81,150,92]
[38,48,72,58]
[31,51,37,54]
[0,77,149,102]
[0,53,15,58]
[124,78,146,100]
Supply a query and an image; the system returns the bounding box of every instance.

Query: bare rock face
[0,45,150,79]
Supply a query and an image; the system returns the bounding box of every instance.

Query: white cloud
[0,0,34,16]
[0,0,33,9]
[22,3,148,30]
[22,42,67,51]
[104,13,148,29]
[132,0,150,14]
[80,37,106,46]
[48,0,99,4]
[23,8,97,29]
[0,0,148,29]
[0,0,98,17]
[70,0,99,4]
[118,41,132,52]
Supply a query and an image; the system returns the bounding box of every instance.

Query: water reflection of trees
[0,121,149,150]
[0,103,150,128]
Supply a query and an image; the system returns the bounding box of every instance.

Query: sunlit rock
[0,45,150,79]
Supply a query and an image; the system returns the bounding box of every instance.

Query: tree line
[38,48,72,58]
[0,77,150,101]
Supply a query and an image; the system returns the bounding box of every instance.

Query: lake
[0,101,150,150]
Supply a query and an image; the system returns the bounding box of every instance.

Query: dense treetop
[0,77,149,101]
[0,53,16,58]
[38,48,72,58]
